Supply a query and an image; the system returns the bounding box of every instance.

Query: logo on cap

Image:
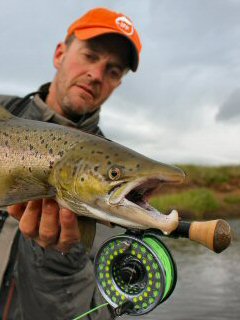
[115,16,134,36]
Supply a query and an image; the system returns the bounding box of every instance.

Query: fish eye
[108,166,121,180]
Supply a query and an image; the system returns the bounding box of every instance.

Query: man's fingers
[38,199,60,247]
[19,200,42,238]
[57,208,80,252]
[7,203,27,221]
[9,200,81,252]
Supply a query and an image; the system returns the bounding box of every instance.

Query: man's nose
[87,62,105,82]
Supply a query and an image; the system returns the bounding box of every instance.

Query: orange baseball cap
[66,7,142,72]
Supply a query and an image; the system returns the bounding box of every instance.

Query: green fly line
[143,236,175,299]
[72,302,109,320]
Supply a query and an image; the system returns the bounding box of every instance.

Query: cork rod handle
[189,219,231,253]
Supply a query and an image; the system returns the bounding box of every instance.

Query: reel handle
[172,219,231,253]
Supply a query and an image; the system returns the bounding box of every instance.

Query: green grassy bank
[150,165,240,220]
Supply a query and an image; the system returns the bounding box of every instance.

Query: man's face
[51,35,130,119]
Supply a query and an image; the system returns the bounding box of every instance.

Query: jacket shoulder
[0,95,21,108]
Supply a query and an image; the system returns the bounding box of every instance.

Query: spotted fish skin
[0,106,185,238]
[0,106,89,205]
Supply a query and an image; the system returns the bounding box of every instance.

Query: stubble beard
[57,79,96,120]
[60,94,90,120]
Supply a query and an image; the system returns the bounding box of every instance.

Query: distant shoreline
[151,164,240,220]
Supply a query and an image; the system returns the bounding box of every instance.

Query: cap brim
[74,28,138,71]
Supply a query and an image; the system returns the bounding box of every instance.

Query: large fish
[0,106,185,246]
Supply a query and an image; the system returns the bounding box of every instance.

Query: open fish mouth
[105,176,181,233]
[125,178,163,210]
[109,178,169,212]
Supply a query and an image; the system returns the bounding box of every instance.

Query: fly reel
[94,231,177,316]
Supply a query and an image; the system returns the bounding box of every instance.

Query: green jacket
[0,84,114,320]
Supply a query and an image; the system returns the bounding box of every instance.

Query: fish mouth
[98,167,184,232]
[108,164,185,210]
[109,177,172,210]
[125,178,162,210]
[105,177,180,232]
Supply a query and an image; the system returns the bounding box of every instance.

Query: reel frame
[94,230,177,316]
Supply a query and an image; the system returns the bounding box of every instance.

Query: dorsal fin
[0,105,14,121]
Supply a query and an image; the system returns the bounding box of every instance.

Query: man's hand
[7,199,81,252]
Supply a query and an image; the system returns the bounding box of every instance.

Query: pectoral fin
[77,217,96,251]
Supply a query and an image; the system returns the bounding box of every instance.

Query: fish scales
[0,112,96,204]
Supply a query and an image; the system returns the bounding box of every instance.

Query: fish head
[50,137,185,234]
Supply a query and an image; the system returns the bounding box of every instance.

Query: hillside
[150,165,240,220]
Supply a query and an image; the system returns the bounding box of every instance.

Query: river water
[94,219,240,320]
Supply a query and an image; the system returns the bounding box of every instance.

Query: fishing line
[94,231,177,316]
[72,302,109,320]
[143,235,176,301]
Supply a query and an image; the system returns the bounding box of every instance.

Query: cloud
[216,88,240,122]
[113,0,240,133]
[101,96,240,165]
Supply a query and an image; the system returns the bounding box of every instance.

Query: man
[0,7,142,319]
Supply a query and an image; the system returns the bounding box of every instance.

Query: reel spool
[94,232,177,316]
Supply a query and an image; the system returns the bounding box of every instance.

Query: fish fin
[0,105,15,121]
[0,174,56,206]
[77,217,96,252]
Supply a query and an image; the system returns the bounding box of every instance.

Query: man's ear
[53,42,67,69]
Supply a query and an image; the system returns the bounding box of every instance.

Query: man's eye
[109,68,122,80]
[84,53,97,61]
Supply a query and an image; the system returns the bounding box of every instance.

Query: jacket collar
[33,83,101,130]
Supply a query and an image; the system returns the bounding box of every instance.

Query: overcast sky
[1,0,240,165]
